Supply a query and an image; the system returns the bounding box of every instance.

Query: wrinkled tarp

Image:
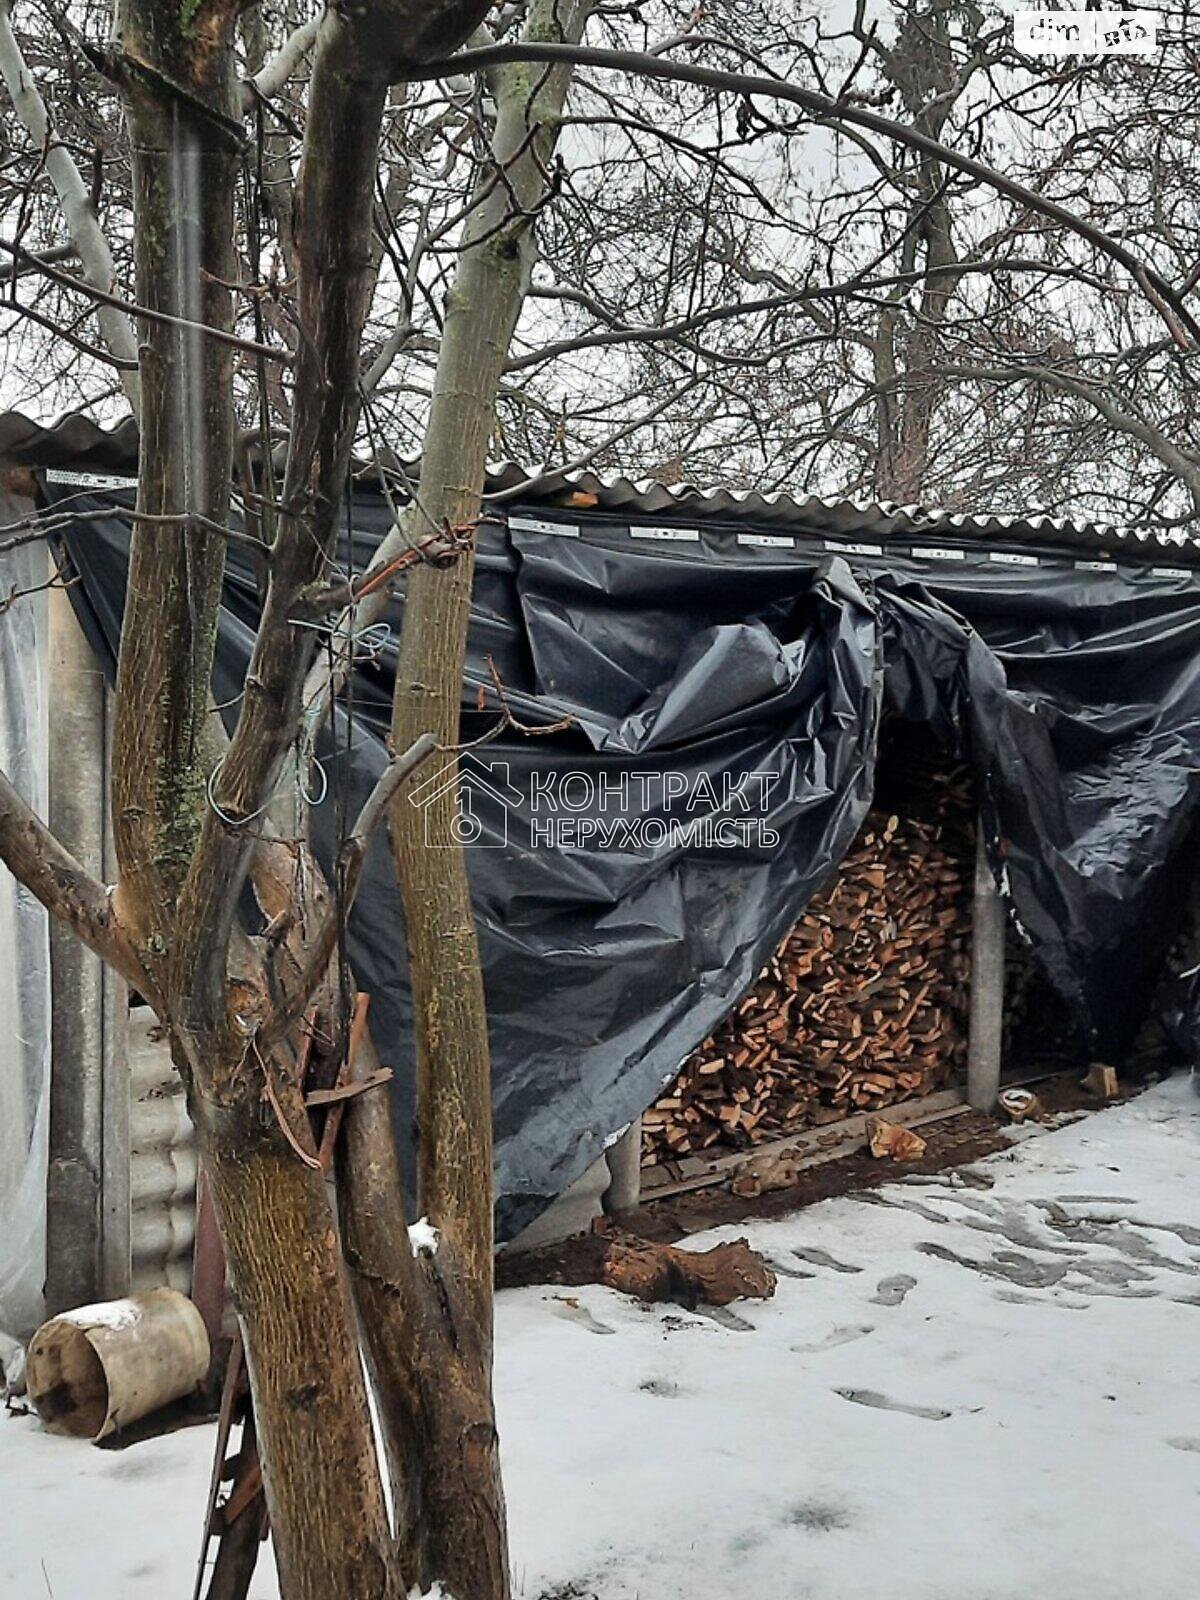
[50,477,1200,1237]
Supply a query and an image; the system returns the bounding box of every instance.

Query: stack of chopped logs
[643,746,975,1166]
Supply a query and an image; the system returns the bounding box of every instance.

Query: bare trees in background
[498,1,1199,527]
[4,2,1198,525]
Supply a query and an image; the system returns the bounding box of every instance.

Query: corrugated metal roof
[4,408,1195,560]
[0,409,139,474]
[482,461,1184,559]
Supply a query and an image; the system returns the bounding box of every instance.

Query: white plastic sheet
[0,488,51,1339]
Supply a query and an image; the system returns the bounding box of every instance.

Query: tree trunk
[4,3,552,1596]
[199,1092,399,1599]
[870,2,963,506]
[376,9,591,1594]
[106,6,399,1595]
[337,1037,508,1596]
[389,0,591,1289]
[110,0,240,957]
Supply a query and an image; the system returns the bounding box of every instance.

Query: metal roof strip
[6,408,1196,561]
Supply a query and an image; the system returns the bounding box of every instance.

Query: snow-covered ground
[4,1079,1200,1600]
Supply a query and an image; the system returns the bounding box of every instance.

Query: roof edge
[5,407,1194,559]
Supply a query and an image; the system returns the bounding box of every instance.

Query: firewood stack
[643,751,974,1167]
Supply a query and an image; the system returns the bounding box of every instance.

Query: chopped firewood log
[730,1148,802,1198]
[1081,1062,1120,1101]
[644,753,974,1166]
[867,1117,928,1162]
[998,1087,1042,1124]
[596,1230,777,1308]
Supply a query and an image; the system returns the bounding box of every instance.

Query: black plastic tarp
[49,475,1200,1237]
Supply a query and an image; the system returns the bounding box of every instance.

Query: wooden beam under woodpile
[643,761,974,1168]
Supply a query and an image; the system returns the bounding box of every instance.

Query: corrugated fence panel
[128,1008,196,1293]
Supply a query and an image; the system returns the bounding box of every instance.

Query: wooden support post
[602,1115,642,1214]
[967,820,1005,1113]
[191,1169,227,1350]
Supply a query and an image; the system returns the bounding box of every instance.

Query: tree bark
[99,5,448,1595]
[373,9,591,1595]
[109,0,239,963]
[338,1037,509,1596]
[200,1096,399,1599]
[390,0,590,1299]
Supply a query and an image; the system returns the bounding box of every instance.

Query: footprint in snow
[1071,1283,1157,1300]
[792,1324,874,1354]
[872,1274,917,1306]
[765,1256,818,1280]
[549,1297,615,1335]
[1166,1437,1200,1453]
[785,1498,853,1532]
[834,1387,954,1422]
[994,1288,1090,1311]
[639,1378,683,1398]
[791,1246,863,1274]
[917,1240,1070,1289]
[1139,1220,1200,1249]
[691,1304,756,1332]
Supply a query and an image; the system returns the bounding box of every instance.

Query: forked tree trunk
[4,2,565,1596]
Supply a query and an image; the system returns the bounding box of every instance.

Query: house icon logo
[407,754,522,848]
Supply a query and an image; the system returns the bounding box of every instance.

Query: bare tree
[4,2,513,1596]
[461,5,1200,528]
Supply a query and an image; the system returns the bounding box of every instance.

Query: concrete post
[967,821,1005,1114]
[601,1115,643,1214]
[45,585,108,1313]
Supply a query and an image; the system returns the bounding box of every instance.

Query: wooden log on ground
[597,1230,777,1307]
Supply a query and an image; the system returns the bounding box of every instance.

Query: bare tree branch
[413,38,1200,347]
[242,6,325,111]
[0,0,140,408]
[260,732,438,1048]
[0,764,153,997]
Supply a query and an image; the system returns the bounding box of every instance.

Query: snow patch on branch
[408,1217,440,1257]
